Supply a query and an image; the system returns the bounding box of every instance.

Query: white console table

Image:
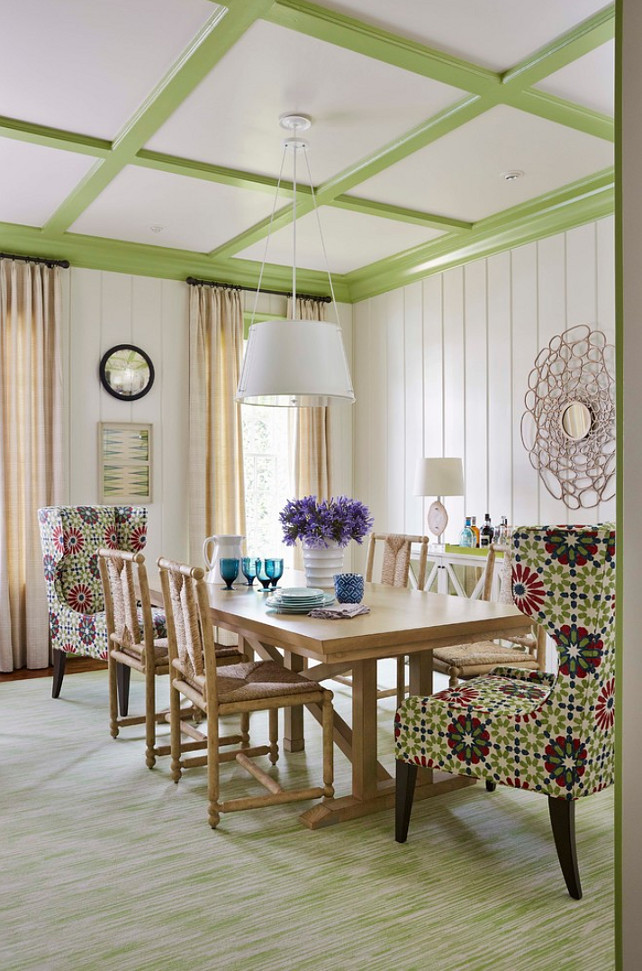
[423,545,501,600]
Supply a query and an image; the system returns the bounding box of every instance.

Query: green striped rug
[0,670,614,971]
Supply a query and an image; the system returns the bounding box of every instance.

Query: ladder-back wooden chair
[158,557,335,829]
[98,549,171,768]
[365,533,429,707]
[432,543,546,688]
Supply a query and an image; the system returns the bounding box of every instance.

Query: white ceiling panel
[235,207,443,275]
[534,41,614,117]
[0,0,217,140]
[312,0,611,71]
[70,166,278,252]
[0,138,96,226]
[352,106,614,222]
[145,20,466,183]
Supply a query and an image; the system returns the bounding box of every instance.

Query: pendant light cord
[292,137,297,317]
[249,146,288,328]
[302,145,341,327]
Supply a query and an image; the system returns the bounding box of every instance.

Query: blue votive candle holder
[333,573,364,604]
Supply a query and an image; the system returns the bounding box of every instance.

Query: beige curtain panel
[0,259,65,671]
[189,285,246,564]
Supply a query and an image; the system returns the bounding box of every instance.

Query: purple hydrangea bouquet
[279,495,374,549]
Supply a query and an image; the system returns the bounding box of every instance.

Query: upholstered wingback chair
[38,505,165,700]
[395,524,615,899]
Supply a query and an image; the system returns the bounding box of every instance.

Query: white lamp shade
[413,457,464,497]
[236,318,355,407]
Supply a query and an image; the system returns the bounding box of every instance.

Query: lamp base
[427,499,449,541]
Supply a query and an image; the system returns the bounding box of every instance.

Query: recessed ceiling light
[501,170,525,182]
[149,224,164,233]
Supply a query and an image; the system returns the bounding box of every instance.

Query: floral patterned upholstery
[395,524,616,800]
[38,505,166,661]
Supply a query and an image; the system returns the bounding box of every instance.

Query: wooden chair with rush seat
[158,557,335,829]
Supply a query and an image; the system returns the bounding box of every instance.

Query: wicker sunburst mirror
[520,324,615,509]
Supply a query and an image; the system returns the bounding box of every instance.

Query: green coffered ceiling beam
[345,170,615,302]
[208,4,614,261]
[0,0,615,303]
[501,5,614,88]
[0,219,350,300]
[0,116,112,158]
[266,0,500,96]
[209,95,488,260]
[41,0,276,236]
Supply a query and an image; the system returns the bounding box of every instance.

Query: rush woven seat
[432,543,546,688]
[158,557,335,829]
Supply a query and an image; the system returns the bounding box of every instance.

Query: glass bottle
[470,515,481,548]
[480,513,493,548]
[494,516,508,545]
[459,516,475,548]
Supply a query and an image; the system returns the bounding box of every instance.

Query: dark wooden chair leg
[52,649,66,698]
[548,796,582,900]
[117,662,131,717]
[485,781,496,792]
[395,760,418,843]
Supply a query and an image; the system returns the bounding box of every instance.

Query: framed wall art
[98,422,152,503]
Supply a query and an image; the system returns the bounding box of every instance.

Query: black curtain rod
[186,276,331,303]
[0,251,70,269]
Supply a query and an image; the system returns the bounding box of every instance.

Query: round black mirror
[100,344,154,401]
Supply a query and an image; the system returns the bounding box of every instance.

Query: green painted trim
[502,5,614,88]
[613,2,622,966]
[505,89,614,141]
[208,197,312,260]
[0,221,351,301]
[475,169,614,231]
[42,1,275,236]
[136,149,470,231]
[0,166,613,304]
[267,0,500,96]
[332,195,471,231]
[0,116,112,157]
[134,149,310,198]
[345,180,614,301]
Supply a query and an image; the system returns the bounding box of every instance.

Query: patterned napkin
[307,604,370,619]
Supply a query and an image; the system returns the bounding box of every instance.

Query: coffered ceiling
[0,0,614,301]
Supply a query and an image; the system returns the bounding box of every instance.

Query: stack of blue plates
[265,587,335,614]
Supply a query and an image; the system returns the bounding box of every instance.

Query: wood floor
[0,658,107,683]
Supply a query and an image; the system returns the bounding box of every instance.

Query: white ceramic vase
[302,540,344,590]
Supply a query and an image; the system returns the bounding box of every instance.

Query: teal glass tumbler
[241,556,259,586]
[219,557,239,590]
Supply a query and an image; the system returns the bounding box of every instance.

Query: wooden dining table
[152,577,533,829]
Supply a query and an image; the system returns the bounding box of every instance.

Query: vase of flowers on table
[279,495,374,589]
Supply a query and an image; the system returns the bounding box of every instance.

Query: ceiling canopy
[0,0,614,301]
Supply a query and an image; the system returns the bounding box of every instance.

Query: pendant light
[236,114,355,407]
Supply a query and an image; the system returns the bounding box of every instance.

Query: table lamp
[413,457,464,551]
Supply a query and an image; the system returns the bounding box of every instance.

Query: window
[242,404,293,565]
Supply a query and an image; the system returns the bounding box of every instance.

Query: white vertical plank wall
[66,272,354,579]
[353,216,616,561]
[68,269,190,578]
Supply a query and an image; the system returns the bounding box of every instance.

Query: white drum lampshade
[236,318,354,407]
